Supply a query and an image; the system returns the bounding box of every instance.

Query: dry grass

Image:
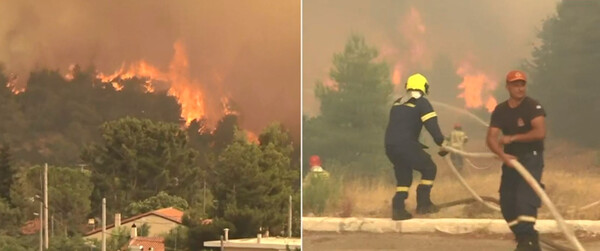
[317,140,600,220]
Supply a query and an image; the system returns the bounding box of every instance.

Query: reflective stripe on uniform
[507,219,519,227]
[420,179,434,185]
[518,215,536,223]
[421,112,437,122]
[393,102,415,107]
[396,186,409,192]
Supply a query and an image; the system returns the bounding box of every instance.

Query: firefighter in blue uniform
[384,73,448,220]
[487,70,546,251]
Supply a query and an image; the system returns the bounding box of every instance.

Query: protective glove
[438,149,449,157]
[438,139,449,157]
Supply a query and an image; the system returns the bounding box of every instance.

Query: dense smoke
[304,0,559,116]
[0,0,300,138]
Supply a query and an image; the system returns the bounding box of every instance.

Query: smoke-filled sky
[303,0,559,116]
[0,0,300,138]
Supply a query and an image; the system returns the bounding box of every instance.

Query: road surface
[303,231,600,251]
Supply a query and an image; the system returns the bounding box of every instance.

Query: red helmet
[309,155,321,167]
[506,70,527,83]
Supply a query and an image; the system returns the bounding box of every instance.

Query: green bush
[303,173,341,216]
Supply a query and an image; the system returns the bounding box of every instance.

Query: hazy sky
[0,0,300,138]
[303,0,559,116]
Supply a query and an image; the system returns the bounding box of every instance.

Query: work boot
[392,208,413,220]
[392,191,411,220]
[416,185,440,214]
[514,232,541,251]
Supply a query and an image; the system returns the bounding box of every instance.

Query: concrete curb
[303,217,600,234]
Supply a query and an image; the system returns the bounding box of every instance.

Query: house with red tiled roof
[126,236,165,251]
[84,207,183,241]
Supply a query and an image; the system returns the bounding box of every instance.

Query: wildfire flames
[94,41,259,143]
[456,62,498,112]
[383,7,499,112]
[6,73,24,94]
[391,62,404,86]
[382,7,430,89]
[96,41,208,126]
[246,131,259,144]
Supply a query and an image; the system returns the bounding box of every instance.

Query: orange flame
[6,73,24,94]
[382,7,430,90]
[97,60,166,93]
[111,82,124,91]
[221,97,238,116]
[485,96,498,112]
[246,130,259,144]
[456,61,498,112]
[96,41,211,126]
[64,64,77,81]
[166,42,207,126]
[391,62,404,86]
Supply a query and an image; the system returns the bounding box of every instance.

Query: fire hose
[440,146,585,251]
[431,100,600,211]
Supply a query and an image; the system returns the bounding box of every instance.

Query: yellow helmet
[406,73,429,94]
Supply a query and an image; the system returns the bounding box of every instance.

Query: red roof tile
[128,236,165,251]
[153,207,183,223]
[85,207,184,236]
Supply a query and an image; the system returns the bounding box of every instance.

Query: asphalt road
[303,231,600,251]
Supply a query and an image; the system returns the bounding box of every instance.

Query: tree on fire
[0,67,301,248]
[0,67,28,147]
[303,34,394,175]
[0,67,182,166]
[527,0,600,147]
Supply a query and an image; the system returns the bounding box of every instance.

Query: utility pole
[102,198,106,251]
[38,201,42,251]
[174,227,178,251]
[44,163,48,249]
[288,195,292,238]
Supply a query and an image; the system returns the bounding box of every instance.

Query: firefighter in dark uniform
[486,70,546,251]
[384,73,448,220]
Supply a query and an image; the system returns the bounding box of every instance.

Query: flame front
[167,42,207,126]
[391,62,404,86]
[6,73,24,94]
[382,7,430,89]
[246,130,259,144]
[456,61,497,112]
[221,97,238,116]
[96,41,211,126]
[485,96,498,113]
